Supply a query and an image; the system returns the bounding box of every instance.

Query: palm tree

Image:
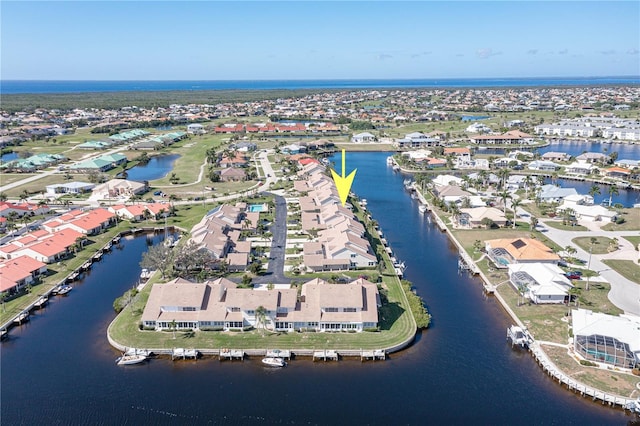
[589,184,601,199]
[19,190,29,203]
[498,190,511,216]
[498,168,510,189]
[170,319,177,339]
[529,215,538,231]
[523,175,534,199]
[510,198,522,228]
[0,193,7,202]
[607,185,619,207]
[255,305,267,334]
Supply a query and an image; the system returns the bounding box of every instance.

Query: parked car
[565,271,582,280]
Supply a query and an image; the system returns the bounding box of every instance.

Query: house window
[324,307,338,312]
[182,306,196,312]
[247,310,255,315]
[343,308,357,313]
[230,307,241,312]
[350,254,357,258]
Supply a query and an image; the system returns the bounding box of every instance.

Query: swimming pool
[248,203,267,213]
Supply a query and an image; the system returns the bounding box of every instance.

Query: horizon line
[2,75,640,82]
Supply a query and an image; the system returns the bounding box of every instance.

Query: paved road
[253,193,289,285]
[535,219,640,316]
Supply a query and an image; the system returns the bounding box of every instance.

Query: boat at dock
[386,156,394,166]
[13,311,29,325]
[125,348,153,357]
[507,325,531,348]
[139,268,152,281]
[0,329,7,340]
[392,165,400,172]
[66,272,80,283]
[56,285,73,296]
[418,204,427,214]
[261,357,286,367]
[116,353,147,366]
[81,261,92,271]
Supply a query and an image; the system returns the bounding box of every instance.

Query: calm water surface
[1,153,633,424]
[125,154,180,182]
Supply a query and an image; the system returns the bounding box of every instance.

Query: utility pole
[586,245,593,291]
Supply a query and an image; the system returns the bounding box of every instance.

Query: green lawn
[572,236,616,255]
[623,236,640,250]
[602,259,640,284]
[542,345,639,397]
[495,279,621,344]
[602,208,640,231]
[544,221,588,232]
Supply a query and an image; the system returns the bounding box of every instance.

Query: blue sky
[2,1,639,80]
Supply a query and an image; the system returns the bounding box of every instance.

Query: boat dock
[529,342,636,409]
[361,349,386,361]
[172,348,198,360]
[313,350,339,361]
[266,349,291,360]
[219,348,245,361]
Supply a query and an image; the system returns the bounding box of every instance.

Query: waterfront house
[572,309,640,369]
[565,161,596,176]
[394,132,439,148]
[457,207,507,229]
[432,174,463,187]
[576,152,609,164]
[541,152,571,162]
[141,277,379,333]
[603,167,631,179]
[0,255,48,294]
[538,184,578,203]
[528,160,560,171]
[351,132,377,143]
[470,130,534,145]
[485,238,560,268]
[433,185,472,205]
[508,263,573,304]
[42,208,115,236]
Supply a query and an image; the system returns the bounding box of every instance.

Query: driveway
[252,193,290,285]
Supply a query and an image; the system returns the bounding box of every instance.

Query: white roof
[432,174,462,187]
[572,204,617,218]
[572,309,640,354]
[508,263,572,290]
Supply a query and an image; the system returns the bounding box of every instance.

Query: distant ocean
[2,77,639,94]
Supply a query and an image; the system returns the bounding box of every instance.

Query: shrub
[579,360,597,367]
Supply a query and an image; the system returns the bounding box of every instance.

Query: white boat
[262,357,286,367]
[57,285,72,295]
[625,397,640,414]
[140,269,152,281]
[392,165,400,172]
[125,348,153,357]
[0,329,7,340]
[386,156,394,165]
[418,205,427,214]
[116,354,147,365]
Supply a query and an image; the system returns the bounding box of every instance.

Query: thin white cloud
[627,48,639,55]
[600,49,616,55]
[558,49,568,55]
[476,48,502,59]
[377,53,393,60]
[527,49,538,55]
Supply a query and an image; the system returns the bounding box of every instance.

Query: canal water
[477,141,640,162]
[125,154,180,182]
[0,153,632,424]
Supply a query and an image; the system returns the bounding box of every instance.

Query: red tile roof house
[0,201,50,218]
[109,204,149,221]
[0,229,84,262]
[219,167,247,182]
[219,153,248,168]
[0,255,48,294]
[42,208,115,235]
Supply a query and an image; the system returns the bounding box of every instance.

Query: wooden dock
[172,348,198,360]
[313,350,338,361]
[361,349,386,361]
[266,349,291,360]
[219,349,245,361]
